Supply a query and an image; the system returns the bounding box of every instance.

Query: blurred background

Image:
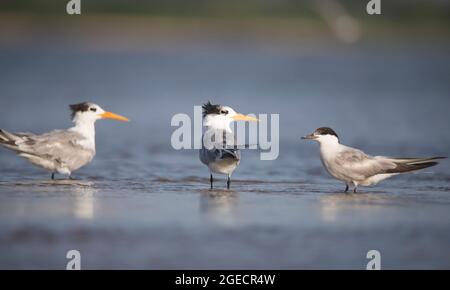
[0,0,449,149]
[0,0,450,269]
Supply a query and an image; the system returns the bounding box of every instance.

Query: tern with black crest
[302,127,446,193]
[0,102,129,179]
[199,101,258,189]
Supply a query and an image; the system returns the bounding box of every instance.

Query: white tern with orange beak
[200,102,258,189]
[0,102,129,179]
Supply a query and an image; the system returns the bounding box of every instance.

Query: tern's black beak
[301,133,317,140]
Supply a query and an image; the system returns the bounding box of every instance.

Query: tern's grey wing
[31,130,92,155]
[200,147,240,165]
[334,147,396,180]
[200,129,241,165]
[10,130,94,170]
[200,147,216,165]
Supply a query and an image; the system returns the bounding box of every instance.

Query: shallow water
[1,33,450,269]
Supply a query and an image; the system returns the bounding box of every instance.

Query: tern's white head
[70,102,129,125]
[202,101,258,131]
[302,127,340,145]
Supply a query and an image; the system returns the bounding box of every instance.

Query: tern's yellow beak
[101,111,130,122]
[232,113,258,122]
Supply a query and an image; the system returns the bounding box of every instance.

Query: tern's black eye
[90,107,97,112]
[220,110,228,115]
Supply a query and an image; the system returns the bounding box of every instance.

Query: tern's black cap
[202,101,221,117]
[314,127,339,139]
[70,102,92,119]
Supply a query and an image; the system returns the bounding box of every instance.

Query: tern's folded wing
[13,130,93,162]
[334,148,397,180]
[200,147,240,165]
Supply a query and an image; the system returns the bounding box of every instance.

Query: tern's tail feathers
[0,129,28,152]
[386,157,446,173]
[0,129,18,144]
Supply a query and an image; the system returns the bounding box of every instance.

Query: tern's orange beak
[101,111,129,122]
[232,113,259,122]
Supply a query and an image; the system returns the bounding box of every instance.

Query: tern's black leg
[51,173,55,180]
[227,175,231,189]
[353,187,358,193]
[344,184,349,193]
[210,174,214,189]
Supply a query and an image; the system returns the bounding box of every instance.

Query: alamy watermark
[366,0,381,15]
[171,106,279,160]
[63,249,381,270]
[66,250,81,270]
[66,0,81,15]
[65,1,380,17]
[366,250,381,270]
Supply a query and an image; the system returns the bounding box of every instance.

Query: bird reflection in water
[70,181,98,220]
[2,179,98,220]
[319,192,389,222]
[199,189,238,226]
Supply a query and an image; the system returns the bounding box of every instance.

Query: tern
[199,102,258,189]
[302,127,446,193]
[0,102,129,179]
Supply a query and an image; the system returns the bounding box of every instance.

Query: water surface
[0,27,449,269]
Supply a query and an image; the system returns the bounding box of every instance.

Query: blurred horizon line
[1,0,449,21]
[0,12,449,53]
